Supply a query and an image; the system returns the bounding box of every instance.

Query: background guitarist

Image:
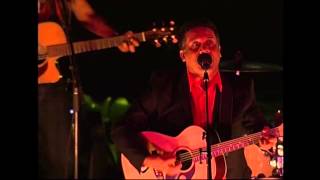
[38,0,139,178]
[111,18,279,179]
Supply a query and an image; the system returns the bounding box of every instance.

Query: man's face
[180,27,221,79]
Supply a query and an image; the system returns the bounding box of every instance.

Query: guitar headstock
[261,123,283,140]
[145,20,178,48]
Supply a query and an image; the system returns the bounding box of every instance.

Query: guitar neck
[211,132,261,157]
[46,32,147,57]
[195,126,281,158]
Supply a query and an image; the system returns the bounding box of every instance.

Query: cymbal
[219,61,283,73]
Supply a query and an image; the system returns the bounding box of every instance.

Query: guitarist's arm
[111,74,159,172]
[70,0,116,37]
[111,71,177,173]
[70,0,139,52]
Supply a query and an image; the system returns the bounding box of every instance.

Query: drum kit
[220,61,282,74]
[219,50,282,74]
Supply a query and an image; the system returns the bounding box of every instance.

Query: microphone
[197,53,212,70]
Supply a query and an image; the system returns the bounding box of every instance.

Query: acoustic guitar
[121,123,283,179]
[38,21,176,84]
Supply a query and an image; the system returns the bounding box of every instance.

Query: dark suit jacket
[111,65,267,179]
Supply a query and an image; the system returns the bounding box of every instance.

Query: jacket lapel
[217,73,233,140]
[175,68,193,125]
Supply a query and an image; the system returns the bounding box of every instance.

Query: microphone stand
[203,70,212,180]
[60,1,80,179]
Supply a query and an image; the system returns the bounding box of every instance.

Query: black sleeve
[226,77,269,179]
[110,71,165,172]
[231,77,268,138]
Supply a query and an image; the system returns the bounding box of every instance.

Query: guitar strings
[45,32,146,57]
[177,127,279,161]
[177,133,262,162]
[178,126,279,162]
[179,137,260,162]
[178,133,261,162]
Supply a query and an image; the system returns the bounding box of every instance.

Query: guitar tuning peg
[160,27,166,32]
[269,157,277,168]
[152,28,157,32]
[277,144,283,156]
[169,27,174,32]
[154,39,161,48]
[171,35,178,44]
[169,20,175,26]
[162,36,168,43]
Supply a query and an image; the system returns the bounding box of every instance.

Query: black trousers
[38,80,74,178]
[38,79,119,178]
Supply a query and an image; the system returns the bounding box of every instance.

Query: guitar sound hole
[176,150,192,171]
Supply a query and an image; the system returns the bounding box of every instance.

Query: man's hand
[259,123,283,151]
[118,31,139,53]
[259,126,277,151]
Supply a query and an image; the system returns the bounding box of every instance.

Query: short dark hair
[178,18,220,49]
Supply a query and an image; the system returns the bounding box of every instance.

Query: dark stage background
[69,0,283,103]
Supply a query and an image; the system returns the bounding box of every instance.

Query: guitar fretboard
[210,131,261,157]
[46,32,147,57]
[182,126,281,162]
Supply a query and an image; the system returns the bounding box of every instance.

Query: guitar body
[244,145,273,178]
[38,22,67,84]
[121,123,283,179]
[121,126,227,179]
